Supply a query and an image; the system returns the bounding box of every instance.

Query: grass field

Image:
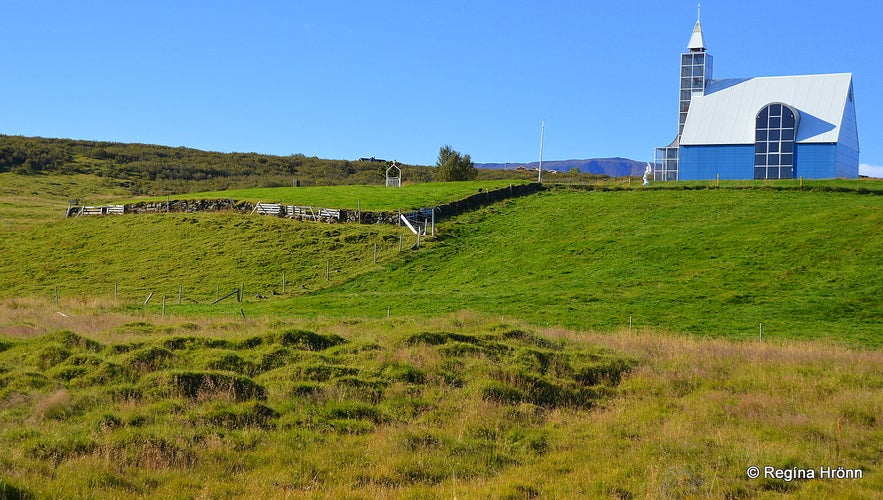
[0,311,880,498]
[3,180,882,346]
[131,179,529,211]
[1,173,881,497]
[264,187,882,347]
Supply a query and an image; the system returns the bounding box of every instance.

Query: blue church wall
[795,144,836,178]
[835,97,860,177]
[678,145,754,180]
[835,142,860,178]
[680,143,852,180]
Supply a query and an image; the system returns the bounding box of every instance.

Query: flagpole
[538,118,545,184]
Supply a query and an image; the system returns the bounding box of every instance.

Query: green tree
[435,145,476,181]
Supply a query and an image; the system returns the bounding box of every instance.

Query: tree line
[1,135,604,195]
[0,135,443,194]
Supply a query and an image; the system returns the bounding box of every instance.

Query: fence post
[282,272,286,293]
[178,286,183,305]
[374,244,378,264]
[326,259,330,280]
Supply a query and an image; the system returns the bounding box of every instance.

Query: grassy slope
[0,173,132,230]
[133,179,528,211]
[0,212,412,302]
[279,188,883,347]
[1,176,882,497]
[3,179,882,346]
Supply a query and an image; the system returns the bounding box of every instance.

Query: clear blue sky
[2,1,881,175]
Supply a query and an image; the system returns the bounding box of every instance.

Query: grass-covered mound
[0,313,880,498]
[0,316,633,497]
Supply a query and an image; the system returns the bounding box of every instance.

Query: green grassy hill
[1,173,882,497]
[133,179,527,211]
[288,186,883,347]
[2,178,882,346]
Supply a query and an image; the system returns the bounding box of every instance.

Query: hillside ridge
[477,157,646,176]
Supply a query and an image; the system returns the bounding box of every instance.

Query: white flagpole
[538,118,545,183]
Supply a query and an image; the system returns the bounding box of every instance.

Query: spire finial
[687,3,706,51]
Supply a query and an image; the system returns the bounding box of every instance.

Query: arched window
[755,103,798,179]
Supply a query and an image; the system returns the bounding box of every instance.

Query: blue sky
[2,1,881,176]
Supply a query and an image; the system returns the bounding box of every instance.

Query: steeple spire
[688,3,706,52]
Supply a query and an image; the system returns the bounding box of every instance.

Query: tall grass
[0,311,879,497]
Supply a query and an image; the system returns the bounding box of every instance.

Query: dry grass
[32,389,72,421]
[526,326,883,498]
[0,309,880,498]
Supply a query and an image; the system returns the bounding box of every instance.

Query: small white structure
[385,161,402,188]
[642,163,652,186]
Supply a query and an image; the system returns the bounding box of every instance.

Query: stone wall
[118,182,543,225]
[125,199,253,214]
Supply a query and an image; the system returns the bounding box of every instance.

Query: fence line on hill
[65,183,543,227]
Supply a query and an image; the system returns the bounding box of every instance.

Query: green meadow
[1,172,881,498]
[136,179,528,211]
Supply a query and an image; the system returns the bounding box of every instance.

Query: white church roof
[679,73,853,146]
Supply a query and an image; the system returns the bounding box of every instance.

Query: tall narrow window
[754,103,798,179]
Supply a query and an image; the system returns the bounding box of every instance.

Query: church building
[654,10,859,181]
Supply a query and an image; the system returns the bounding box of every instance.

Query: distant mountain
[476,157,647,177]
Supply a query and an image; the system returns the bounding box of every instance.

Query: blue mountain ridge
[476,157,647,177]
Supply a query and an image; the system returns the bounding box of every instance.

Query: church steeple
[687,3,706,52]
[678,3,712,137]
[655,5,714,181]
